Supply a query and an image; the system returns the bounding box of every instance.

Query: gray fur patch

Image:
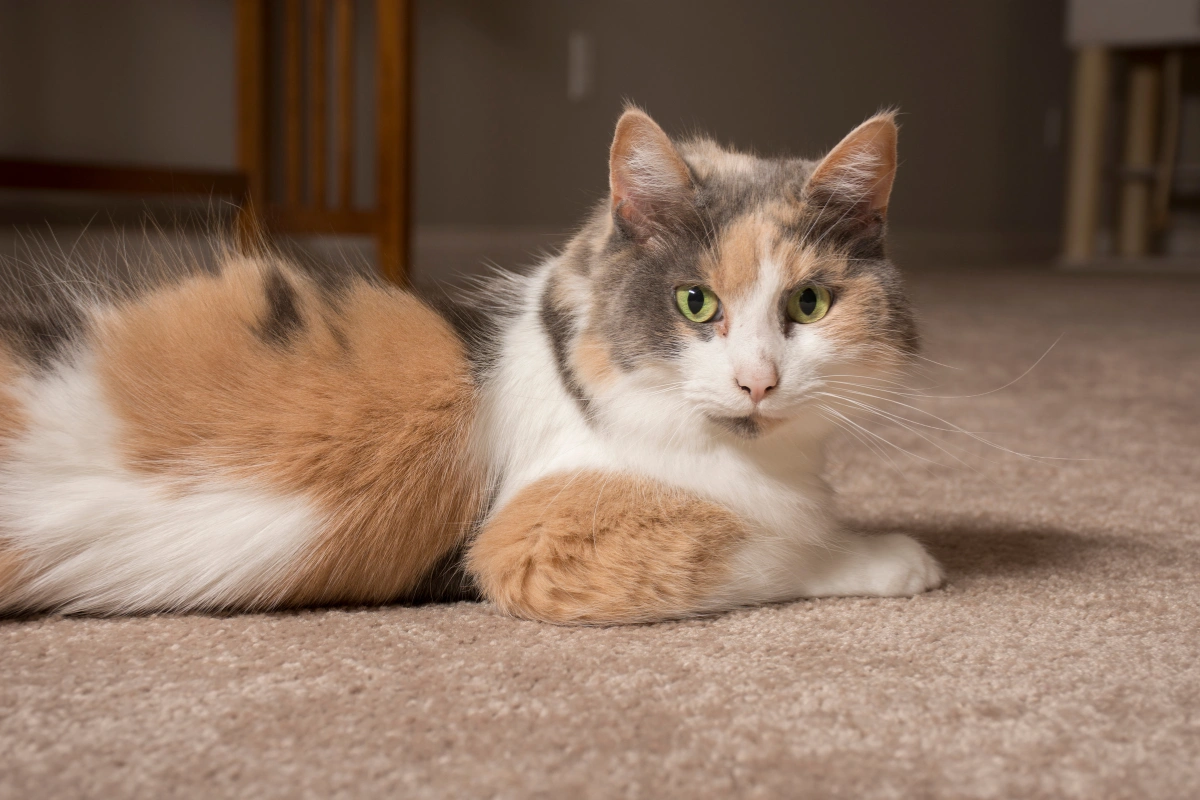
[540,276,592,417]
[425,290,500,381]
[595,233,707,370]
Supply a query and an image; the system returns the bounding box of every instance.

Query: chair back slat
[334,0,356,211]
[236,0,408,281]
[283,0,305,208]
[308,0,328,209]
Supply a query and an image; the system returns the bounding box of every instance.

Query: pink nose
[737,366,778,404]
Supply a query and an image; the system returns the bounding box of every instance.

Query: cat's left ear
[805,112,898,227]
[609,108,694,242]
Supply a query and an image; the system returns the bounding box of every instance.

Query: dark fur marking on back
[0,308,85,370]
[256,268,304,347]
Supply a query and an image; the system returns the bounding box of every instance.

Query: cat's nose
[737,365,778,404]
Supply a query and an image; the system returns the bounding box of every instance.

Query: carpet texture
[2,264,1198,799]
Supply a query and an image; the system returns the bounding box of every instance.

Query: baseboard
[1058,255,1200,273]
[886,227,1060,268]
[411,225,567,284]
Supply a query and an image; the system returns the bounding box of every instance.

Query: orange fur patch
[778,248,909,364]
[94,259,482,608]
[572,330,617,391]
[468,471,748,624]
[703,215,766,302]
[775,237,824,286]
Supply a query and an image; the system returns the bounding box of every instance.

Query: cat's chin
[706,413,786,439]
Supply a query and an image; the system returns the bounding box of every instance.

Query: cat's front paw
[860,533,943,596]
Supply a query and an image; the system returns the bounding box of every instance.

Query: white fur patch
[478,263,838,604]
[0,358,324,614]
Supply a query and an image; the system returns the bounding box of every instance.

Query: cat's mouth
[707,413,785,439]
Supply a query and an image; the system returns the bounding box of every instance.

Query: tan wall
[0,0,235,169]
[0,0,1071,243]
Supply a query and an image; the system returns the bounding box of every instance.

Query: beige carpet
[2,263,1198,799]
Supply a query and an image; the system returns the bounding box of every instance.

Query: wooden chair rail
[0,159,247,198]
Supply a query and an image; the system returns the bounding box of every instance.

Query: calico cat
[0,108,941,623]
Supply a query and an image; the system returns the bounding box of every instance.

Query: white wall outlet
[567,31,593,102]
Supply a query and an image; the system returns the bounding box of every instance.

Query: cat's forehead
[678,138,815,222]
[699,213,831,303]
[670,141,823,299]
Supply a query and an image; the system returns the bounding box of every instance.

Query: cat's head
[548,107,917,442]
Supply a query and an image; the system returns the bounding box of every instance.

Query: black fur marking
[540,276,592,417]
[256,269,304,347]
[406,543,481,604]
[0,308,85,370]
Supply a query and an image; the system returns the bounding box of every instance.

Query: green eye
[675,285,720,323]
[787,285,833,324]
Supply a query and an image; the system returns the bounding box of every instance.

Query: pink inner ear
[614,191,652,230]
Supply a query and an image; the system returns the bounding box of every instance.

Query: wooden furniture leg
[1062,46,1111,264]
[1153,50,1182,234]
[235,0,268,248]
[1117,56,1161,258]
[376,0,413,285]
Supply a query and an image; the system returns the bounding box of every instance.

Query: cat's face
[553,109,916,441]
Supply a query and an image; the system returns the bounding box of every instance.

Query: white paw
[860,534,944,596]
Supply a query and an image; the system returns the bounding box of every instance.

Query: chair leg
[1153,51,1183,235]
[1117,56,1161,258]
[1062,46,1110,264]
[235,0,270,253]
[376,0,412,285]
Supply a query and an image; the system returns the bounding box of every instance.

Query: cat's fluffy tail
[0,252,483,615]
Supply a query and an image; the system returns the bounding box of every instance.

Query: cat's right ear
[609,108,693,243]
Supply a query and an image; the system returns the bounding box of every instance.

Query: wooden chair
[0,0,412,284]
[238,0,412,283]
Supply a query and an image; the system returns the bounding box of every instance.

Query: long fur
[0,110,943,622]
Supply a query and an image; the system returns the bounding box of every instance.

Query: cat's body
[0,109,942,623]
